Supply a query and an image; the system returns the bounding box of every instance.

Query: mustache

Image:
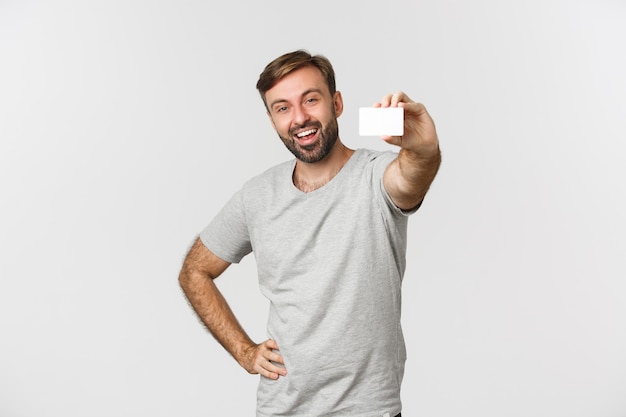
[288,121,322,138]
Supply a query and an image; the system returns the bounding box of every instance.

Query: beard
[279,114,340,164]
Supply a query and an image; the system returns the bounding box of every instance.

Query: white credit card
[359,107,404,136]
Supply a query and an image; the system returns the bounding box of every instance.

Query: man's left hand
[374,91,439,156]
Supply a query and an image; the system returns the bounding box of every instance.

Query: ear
[333,91,344,118]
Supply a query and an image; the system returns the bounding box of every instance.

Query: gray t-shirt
[201,148,415,417]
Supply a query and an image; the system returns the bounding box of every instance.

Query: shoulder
[242,159,294,191]
[352,148,399,173]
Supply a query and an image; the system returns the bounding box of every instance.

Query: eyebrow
[268,88,324,110]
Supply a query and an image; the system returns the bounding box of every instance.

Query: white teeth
[296,129,317,138]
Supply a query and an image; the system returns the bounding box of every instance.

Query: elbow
[178,263,198,293]
[178,264,214,293]
[178,270,188,288]
[178,270,191,296]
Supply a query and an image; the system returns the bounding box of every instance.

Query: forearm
[386,145,441,210]
[179,270,254,367]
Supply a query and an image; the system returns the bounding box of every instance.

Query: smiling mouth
[295,128,318,139]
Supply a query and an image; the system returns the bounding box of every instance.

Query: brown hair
[256,50,336,109]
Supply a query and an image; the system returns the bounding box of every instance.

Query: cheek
[278,121,291,135]
[270,116,289,134]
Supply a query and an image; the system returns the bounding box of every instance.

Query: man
[179,49,441,417]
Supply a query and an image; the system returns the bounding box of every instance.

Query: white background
[1,1,625,416]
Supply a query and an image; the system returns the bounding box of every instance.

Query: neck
[293,140,354,193]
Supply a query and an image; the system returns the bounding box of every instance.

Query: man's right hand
[240,339,287,380]
[178,239,287,380]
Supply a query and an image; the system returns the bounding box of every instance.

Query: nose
[292,104,310,126]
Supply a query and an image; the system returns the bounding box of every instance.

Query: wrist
[400,143,440,161]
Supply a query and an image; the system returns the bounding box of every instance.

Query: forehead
[265,66,329,104]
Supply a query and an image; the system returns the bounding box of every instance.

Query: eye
[306,97,317,104]
[275,106,288,113]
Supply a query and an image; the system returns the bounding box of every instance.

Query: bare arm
[178,237,286,379]
[377,91,441,210]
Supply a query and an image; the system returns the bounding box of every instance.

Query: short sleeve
[200,188,252,264]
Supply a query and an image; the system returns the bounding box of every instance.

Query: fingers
[374,91,414,108]
[373,92,434,151]
[260,339,285,367]
[247,339,287,380]
[371,91,436,153]
[263,338,279,351]
[380,134,402,147]
[374,91,409,144]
